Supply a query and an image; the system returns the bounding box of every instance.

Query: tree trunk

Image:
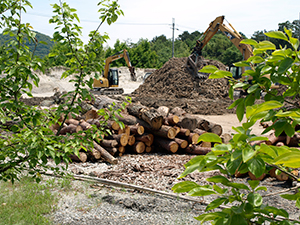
[118,125,131,136]
[103,147,118,156]
[93,141,118,164]
[128,135,136,146]
[185,145,211,155]
[151,125,177,139]
[187,133,200,144]
[69,152,88,163]
[130,141,145,154]
[164,115,179,126]
[126,104,163,130]
[154,137,178,153]
[106,133,128,146]
[100,139,119,148]
[129,124,144,135]
[157,106,170,117]
[177,128,190,137]
[174,138,188,149]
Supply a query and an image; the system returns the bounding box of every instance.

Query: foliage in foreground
[173,29,300,224]
[0,0,128,182]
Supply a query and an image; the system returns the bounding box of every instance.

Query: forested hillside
[1,18,299,69]
[0,30,54,58]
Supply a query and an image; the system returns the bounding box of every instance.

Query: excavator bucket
[186,53,199,77]
[129,67,137,81]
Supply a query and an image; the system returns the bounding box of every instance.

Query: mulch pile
[130,57,235,115]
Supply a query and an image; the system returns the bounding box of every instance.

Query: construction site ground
[19,57,299,224]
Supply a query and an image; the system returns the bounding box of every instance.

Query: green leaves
[198,132,222,144]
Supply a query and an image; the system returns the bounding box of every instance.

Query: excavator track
[93,88,124,95]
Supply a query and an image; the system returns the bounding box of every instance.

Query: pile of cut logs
[52,103,225,165]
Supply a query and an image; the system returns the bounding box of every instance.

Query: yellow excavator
[187,15,253,79]
[93,49,136,95]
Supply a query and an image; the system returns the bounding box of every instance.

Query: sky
[22,0,300,47]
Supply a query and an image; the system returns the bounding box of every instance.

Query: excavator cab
[108,68,119,86]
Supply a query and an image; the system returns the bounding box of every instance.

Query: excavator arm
[187,15,253,77]
[104,49,137,81]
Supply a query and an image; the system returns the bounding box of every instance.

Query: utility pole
[172,18,175,57]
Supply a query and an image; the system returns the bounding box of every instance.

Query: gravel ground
[46,153,300,225]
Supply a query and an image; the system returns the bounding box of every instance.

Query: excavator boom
[187,15,253,77]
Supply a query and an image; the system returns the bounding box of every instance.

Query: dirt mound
[131,57,234,115]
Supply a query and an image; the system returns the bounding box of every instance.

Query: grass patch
[0,176,58,225]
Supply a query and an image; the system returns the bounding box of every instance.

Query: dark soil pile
[131,57,235,115]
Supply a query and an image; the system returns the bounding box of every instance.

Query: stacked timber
[52,103,224,164]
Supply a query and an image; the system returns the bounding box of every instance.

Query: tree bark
[185,145,211,155]
[103,147,118,156]
[129,124,144,135]
[126,104,163,130]
[100,139,119,148]
[154,137,178,153]
[128,135,136,146]
[151,125,177,139]
[187,133,200,144]
[69,152,88,163]
[106,133,128,146]
[130,141,146,154]
[174,138,188,149]
[93,141,118,164]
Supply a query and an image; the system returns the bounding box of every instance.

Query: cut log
[177,128,190,137]
[82,109,100,121]
[118,146,126,154]
[164,115,180,126]
[193,128,207,136]
[174,138,188,149]
[69,152,87,163]
[185,145,211,155]
[178,114,209,131]
[93,141,118,164]
[88,148,101,160]
[65,118,80,126]
[129,124,144,135]
[100,139,119,148]
[118,125,131,136]
[79,120,92,130]
[268,132,286,145]
[126,104,163,130]
[154,137,178,153]
[116,113,152,131]
[248,172,266,181]
[187,133,200,144]
[200,142,212,148]
[131,141,145,154]
[207,122,223,136]
[86,118,102,128]
[145,146,153,153]
[106,133,129,146]
[170,107,187,117]
[156,106,170,118]
[107,120,120,131]
[221,133,232,144]
[128,135,136,146]
[286,132,300,147]
[103,147,118,156]
[59,124,79,135]
[151,125,177,139]
[135,133,154,146]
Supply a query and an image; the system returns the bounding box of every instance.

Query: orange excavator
[187,15,253,79]
[93,49,136,95]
